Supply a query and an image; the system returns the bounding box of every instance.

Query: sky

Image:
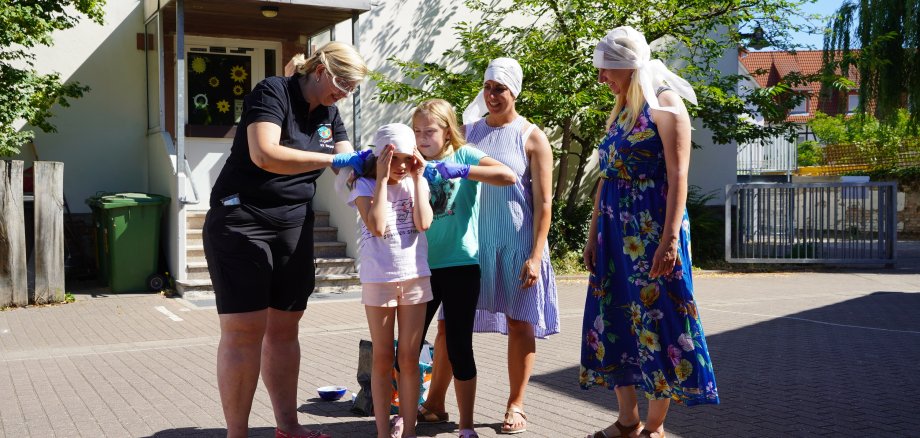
[779,0,849,50]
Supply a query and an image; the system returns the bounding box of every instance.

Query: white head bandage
[372,123,416,156]
[462,57,523,125]
[593,26,698,113]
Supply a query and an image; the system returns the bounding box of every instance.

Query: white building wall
[16,2,148,214]
[312,2,487,258]
[688,45,739,203]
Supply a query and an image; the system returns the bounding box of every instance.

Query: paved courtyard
[1,245,919,437]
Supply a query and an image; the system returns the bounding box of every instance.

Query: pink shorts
[362,276,433,307]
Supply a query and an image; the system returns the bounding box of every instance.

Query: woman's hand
[519,258,540,289]
[376,145,394,182]
[583,238,597,274]
[649,236,679,279]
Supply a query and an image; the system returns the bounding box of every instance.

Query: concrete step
[312,226,338,242]
[187,210,207,229]
[315,257,355,275]
[314,210,330,227]
[314,241,346,258]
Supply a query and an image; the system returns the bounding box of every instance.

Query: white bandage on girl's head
[593,26,698,113]
[462,57,524,125]
[372,123,416,156]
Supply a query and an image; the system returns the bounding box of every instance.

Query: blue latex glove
[331,149,372,175]
[422,163,439,183]
[434,161,471,179]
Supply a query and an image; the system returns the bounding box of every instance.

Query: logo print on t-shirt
[317,125,332,141]
[430,178,457,218]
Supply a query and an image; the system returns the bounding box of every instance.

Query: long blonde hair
[606,70,646,133]
[296,42,368,83]
[412,99,467,159]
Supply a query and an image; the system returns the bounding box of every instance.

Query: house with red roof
[738,49,861,142]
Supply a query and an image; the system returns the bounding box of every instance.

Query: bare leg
[643,398,670,436]
[217,310,267,438]
[454,376,477,430]
[504,318,535,431]
[366,306,397,438]
[594,385,642,438]
[421,320,451,414]
[396,303,427,437]
[260,308,309,435]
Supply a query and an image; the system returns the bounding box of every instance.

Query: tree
[0,0,106,157]
[823,0,920,124]
[374,0,815,217]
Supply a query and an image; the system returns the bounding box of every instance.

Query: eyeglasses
[326,68,358,95]
[483,83,509,95]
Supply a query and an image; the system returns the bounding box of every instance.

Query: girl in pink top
[348,123,433,438]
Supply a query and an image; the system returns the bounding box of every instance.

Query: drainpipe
[175,0,187,282]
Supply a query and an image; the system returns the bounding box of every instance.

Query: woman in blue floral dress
[581,27,719,438]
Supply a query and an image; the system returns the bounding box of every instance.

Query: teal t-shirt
[426,146,488,269]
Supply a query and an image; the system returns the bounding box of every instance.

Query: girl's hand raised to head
[411,149,428,180]
[376,144,394,182]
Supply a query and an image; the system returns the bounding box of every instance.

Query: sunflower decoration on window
[230,65,248,83]
[209,76,220,88]
[191,56,207,74]
[216,100,231,113]
[233,85,244,96]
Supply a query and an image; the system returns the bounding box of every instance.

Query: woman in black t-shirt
[203,42,368,438]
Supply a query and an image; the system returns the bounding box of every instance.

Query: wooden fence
[1,160,65,307]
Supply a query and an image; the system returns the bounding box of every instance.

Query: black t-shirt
[210,75,349,226]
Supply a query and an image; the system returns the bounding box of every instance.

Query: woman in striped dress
[461,57,559,434]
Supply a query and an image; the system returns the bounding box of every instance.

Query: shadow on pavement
[530,291,920,437]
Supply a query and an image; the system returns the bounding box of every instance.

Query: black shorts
[202,205,315,314]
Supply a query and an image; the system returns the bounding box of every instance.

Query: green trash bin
[86,193,170,292]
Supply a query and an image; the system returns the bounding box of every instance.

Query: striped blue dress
[467,116,560,338]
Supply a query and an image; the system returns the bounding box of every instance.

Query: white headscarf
[462,57,523,125]
[593,26,697,113]
[335,123,417,200]
[372,123,416,156]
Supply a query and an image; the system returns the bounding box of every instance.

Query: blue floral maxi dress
[579,103,719,406]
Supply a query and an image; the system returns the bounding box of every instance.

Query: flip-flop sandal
[417,405,449,424]
[275,428,331,438]
[500,406,527,434]
[586,420,642,438]
[639,430,665,438]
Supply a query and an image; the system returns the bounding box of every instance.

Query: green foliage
[686,186,724,266]
[857,165,920,186]
[809,110,920,164]
[0,0,106,157]
[374,0,813,209]
[549,198,593,259]
[797,140,823,166]
[822,0,920,125]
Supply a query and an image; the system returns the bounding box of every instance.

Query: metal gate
[725,182,898,264]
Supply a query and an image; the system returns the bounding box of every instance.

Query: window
[790,95,808,115]
[183,37,281,137]
[145,16,162,131]
[848,94,859,114]
[187,51,252,127]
